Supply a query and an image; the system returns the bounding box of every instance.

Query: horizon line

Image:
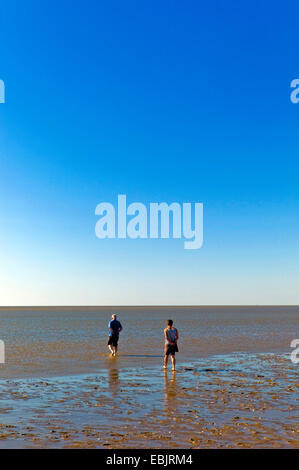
[0,304,298,309]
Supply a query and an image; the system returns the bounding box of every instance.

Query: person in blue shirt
[107,314,123,356]
[163,319,179,371]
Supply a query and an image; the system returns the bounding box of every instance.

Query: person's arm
[164,328,169,342]
[170,329,177,345]
[119,322,123,333]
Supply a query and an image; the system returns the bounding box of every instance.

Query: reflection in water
[108,368,120,395]
[164,370,178,412]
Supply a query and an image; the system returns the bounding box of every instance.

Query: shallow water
[0,306,298,378]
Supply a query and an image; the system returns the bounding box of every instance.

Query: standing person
[163,319,179,371]
[107,314,122,356]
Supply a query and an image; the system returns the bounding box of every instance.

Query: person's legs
[163,344,170,368]
[163,353,169,368]
[112,336,119,356]
[170,354,176,370]
[108,337,118,356]
[108,337,114,355]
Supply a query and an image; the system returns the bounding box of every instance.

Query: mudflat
[0,306,298,448]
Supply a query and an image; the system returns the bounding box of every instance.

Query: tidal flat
[0,352,298,448]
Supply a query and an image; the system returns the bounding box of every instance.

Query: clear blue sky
[0,0,298,305]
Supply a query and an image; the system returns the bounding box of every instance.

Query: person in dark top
[107,314,123,356]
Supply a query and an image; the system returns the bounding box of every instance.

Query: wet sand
[0,307,298,448]
[0,353,298,448]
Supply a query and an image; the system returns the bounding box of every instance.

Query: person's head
[167,319,173,328]
[112,314,117,320]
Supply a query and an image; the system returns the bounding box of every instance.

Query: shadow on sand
[119,354,163,358]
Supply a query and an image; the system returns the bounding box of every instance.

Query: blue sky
[0,0,299,305]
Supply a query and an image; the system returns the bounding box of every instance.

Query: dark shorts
[165,343,179,356]
[108,335,119,347]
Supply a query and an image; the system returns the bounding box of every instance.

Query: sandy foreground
[0,352,298,448]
